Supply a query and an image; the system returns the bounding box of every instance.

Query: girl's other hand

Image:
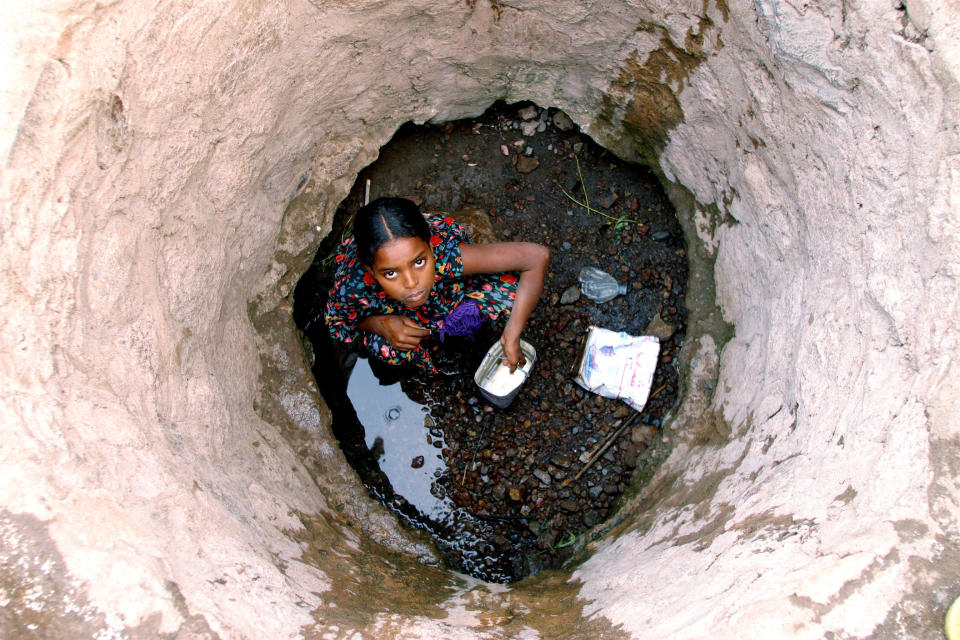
[360,315,430,350]
[382,316,431,350]
[500,333,526,373]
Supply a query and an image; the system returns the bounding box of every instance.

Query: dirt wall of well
[1,1,957,638]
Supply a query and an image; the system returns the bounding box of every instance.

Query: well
[1,1,958,638]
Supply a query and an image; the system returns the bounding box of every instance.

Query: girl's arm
[357,315,431,350]
[460,242,550,372]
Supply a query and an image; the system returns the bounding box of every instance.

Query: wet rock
[500,144,510,156]
[538,529,559,549]
[411,455,424,468]
[508,486,523,502]
[369,437,384,459]
[645,313,676,341]
[598,191,619,209]
[518,105,538,120]
[453,491,472,507]
[552,110,575,131]
[652,230,671,241]
[631,424,658,444]
[520,120,539,137]
[516,156,540,174]
[559,285,580,305]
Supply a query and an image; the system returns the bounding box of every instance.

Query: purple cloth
[439,301,484,341]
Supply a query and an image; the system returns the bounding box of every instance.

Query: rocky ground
[294,101,687,582]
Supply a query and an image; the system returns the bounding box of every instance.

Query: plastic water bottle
[578,267,628,303]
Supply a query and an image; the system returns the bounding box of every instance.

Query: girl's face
[367,236,436,308]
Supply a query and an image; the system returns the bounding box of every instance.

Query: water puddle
[347,358,449,519]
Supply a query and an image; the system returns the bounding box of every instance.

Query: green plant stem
[556,155,642,225]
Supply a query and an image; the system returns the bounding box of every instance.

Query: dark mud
[294,101,687,582]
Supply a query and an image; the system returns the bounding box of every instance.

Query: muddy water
[294,101,687,582]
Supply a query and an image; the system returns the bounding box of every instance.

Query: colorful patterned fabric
[325,214,518,372]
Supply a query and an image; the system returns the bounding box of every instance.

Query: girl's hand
[461,241,550,373]
[359,315,430,350]
[500,331,526,373]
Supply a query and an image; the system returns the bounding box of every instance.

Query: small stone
[632,424,658,444]
[550,455,572,469]
[613,405,632,419]
[559,285,580,305]
[369,437,384,459]
[652,230,670,241]
[518,105,538,120]
[645,313,676,341]
[516,156,540,174]
[559,499,579,513]
[598,191,619,209]
[500,144,510,156]
[411,455,424,468]
[583,509,601,527]
[508,486,523,502]
[588,485,604,500]
[572,142,584,154]
[533,469,552,485]
[520,120,538,137]
[552,110,575,131]
[538,529,559,549]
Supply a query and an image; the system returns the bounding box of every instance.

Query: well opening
[293,100,689,583]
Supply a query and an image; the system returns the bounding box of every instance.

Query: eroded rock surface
[1,1,957,638]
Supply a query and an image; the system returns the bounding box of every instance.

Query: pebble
[652,230,671,241]
[411,456,424,468]
[598,191,619,209]
[559,286,580,305]
[533,469,552,485]
[516,156,540,174]
[645,313,676,341]
[552,110,575,131]
[631,425,658,444]
[518,105,538,120]
[521,120,538,137]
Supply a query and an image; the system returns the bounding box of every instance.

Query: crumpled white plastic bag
[574,326,660,411]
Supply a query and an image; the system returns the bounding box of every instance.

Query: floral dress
[325,214,518,372]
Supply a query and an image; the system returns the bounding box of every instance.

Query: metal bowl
[473,339,536,408]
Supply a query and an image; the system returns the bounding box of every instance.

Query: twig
[555,155,642,225]
[461,416,490,485]
[562,413,639,487]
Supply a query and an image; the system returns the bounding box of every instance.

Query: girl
[325,197,550,374]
